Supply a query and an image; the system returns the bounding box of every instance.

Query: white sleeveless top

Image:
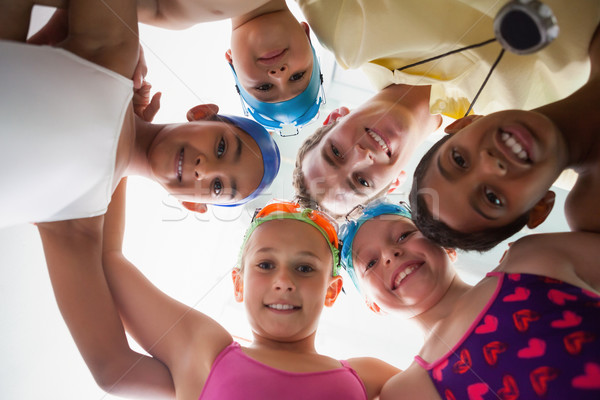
[0,41,133,228]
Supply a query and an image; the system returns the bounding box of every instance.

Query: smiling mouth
[391,262,423,290]
[366,128,391,157]
[176,148,184,182]
[500,132,530,162]
[266,303,300,311]
[257,49,287,65]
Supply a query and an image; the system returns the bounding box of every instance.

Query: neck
[534,75,600,169]
[410,275,472,338]
[250,331,318,354]
[126,116,164,178]
[381,83,442,138]
[231,0,288,30]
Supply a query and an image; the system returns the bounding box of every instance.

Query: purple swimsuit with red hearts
[415,272,600,400]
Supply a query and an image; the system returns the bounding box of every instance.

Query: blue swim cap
[339,200,412,291]
[216,114,281,206]
[229,44,325,135]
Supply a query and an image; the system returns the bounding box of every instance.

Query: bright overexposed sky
[0,3,572,399]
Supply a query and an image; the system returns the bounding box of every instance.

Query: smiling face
[147,120,263,205]
[351,215,456,317]
[301,99,420,216]
[228,12,313,103]
[421,110,567,232]
[237,219,339,342]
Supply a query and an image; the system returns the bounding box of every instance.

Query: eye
[289,72,305,81]
[484,187,502,207]
[256,83,273,91]
[452,149,467,168]
[213,179,223,196]
[398,232,411,242]
[297,264,314,273]
[365,259,377,270]
[356,175,370,188]
[258,262,274,270]
[217,137,226,158]
[331,144,342,158]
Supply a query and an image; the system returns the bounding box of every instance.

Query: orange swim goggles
[240,200,340,276]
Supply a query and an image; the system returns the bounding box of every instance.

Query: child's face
[351,215,456,317]
[239,219,337,342]
[420,110,565,232]
[228,13,313,103]
[147,121,264,205]
[301,100,416,216]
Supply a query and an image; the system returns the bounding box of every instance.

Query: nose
[351,144,374,165]
[384,247,404,267]
[194,154,217,180]
[273,269,295,292]
[480,149,507,176]
[269,64,289,78]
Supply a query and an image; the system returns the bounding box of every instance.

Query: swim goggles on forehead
[338,199,412,291]
[229,44,326,137]
[238,200,340,276]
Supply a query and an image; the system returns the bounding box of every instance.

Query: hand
[133,46,148,90]
[133,81,161,122]
[26,8,68,45]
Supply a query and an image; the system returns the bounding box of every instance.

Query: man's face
[420,110,566,232]
[301,100,418,215]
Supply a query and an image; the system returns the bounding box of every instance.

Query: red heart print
[508,274,521,281]
[572,362,600,389]
[563,331,596,355]
[512,309,540,332]
[503,287,530,302]
[444,388,457,400]
[433,359,448,381]
[517,338,546,358]
[467,383,489,400]
[483,341,508,366]
[475,314,498,334]
[547,289,577,305]
[581,288,600,299]
[551,310,582,328]
[452,348,472,374]
[530,366,559,396]
[497,374,519,400]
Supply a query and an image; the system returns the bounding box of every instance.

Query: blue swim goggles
[339,199,412,291]
[229,44,325,136]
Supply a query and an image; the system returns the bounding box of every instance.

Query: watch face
[494,0,559,55]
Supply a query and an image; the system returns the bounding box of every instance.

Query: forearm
[38,219,175,398]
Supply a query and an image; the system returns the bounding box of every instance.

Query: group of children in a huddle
[2,0,599,399]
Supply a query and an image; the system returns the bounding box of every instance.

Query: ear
[322,107,350,125]
[444,247,457,262]
[186,104,220,122]
[324,275,343,307]
[180,201,208,214]
[387,171,407,194]
[365,298,384,314]
[526,190,555,229]
[444,114,483,134]
[225,49,233,65]
[301,21,310,38]
[232,269,244,302]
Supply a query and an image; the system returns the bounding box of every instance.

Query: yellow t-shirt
[298,0,599,118]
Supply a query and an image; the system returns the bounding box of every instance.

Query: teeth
[394,265,419,288]
[177,150,183,180]
[268,304,296,310]
[366,129,389,155]
[500,132,529,161]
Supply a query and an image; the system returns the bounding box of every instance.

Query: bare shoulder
[565,164,600,232]
[499,232,600,292]
[380,362,440,400]
[347,357,401,400]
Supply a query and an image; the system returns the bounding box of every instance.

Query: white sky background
[0,2,571,399]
